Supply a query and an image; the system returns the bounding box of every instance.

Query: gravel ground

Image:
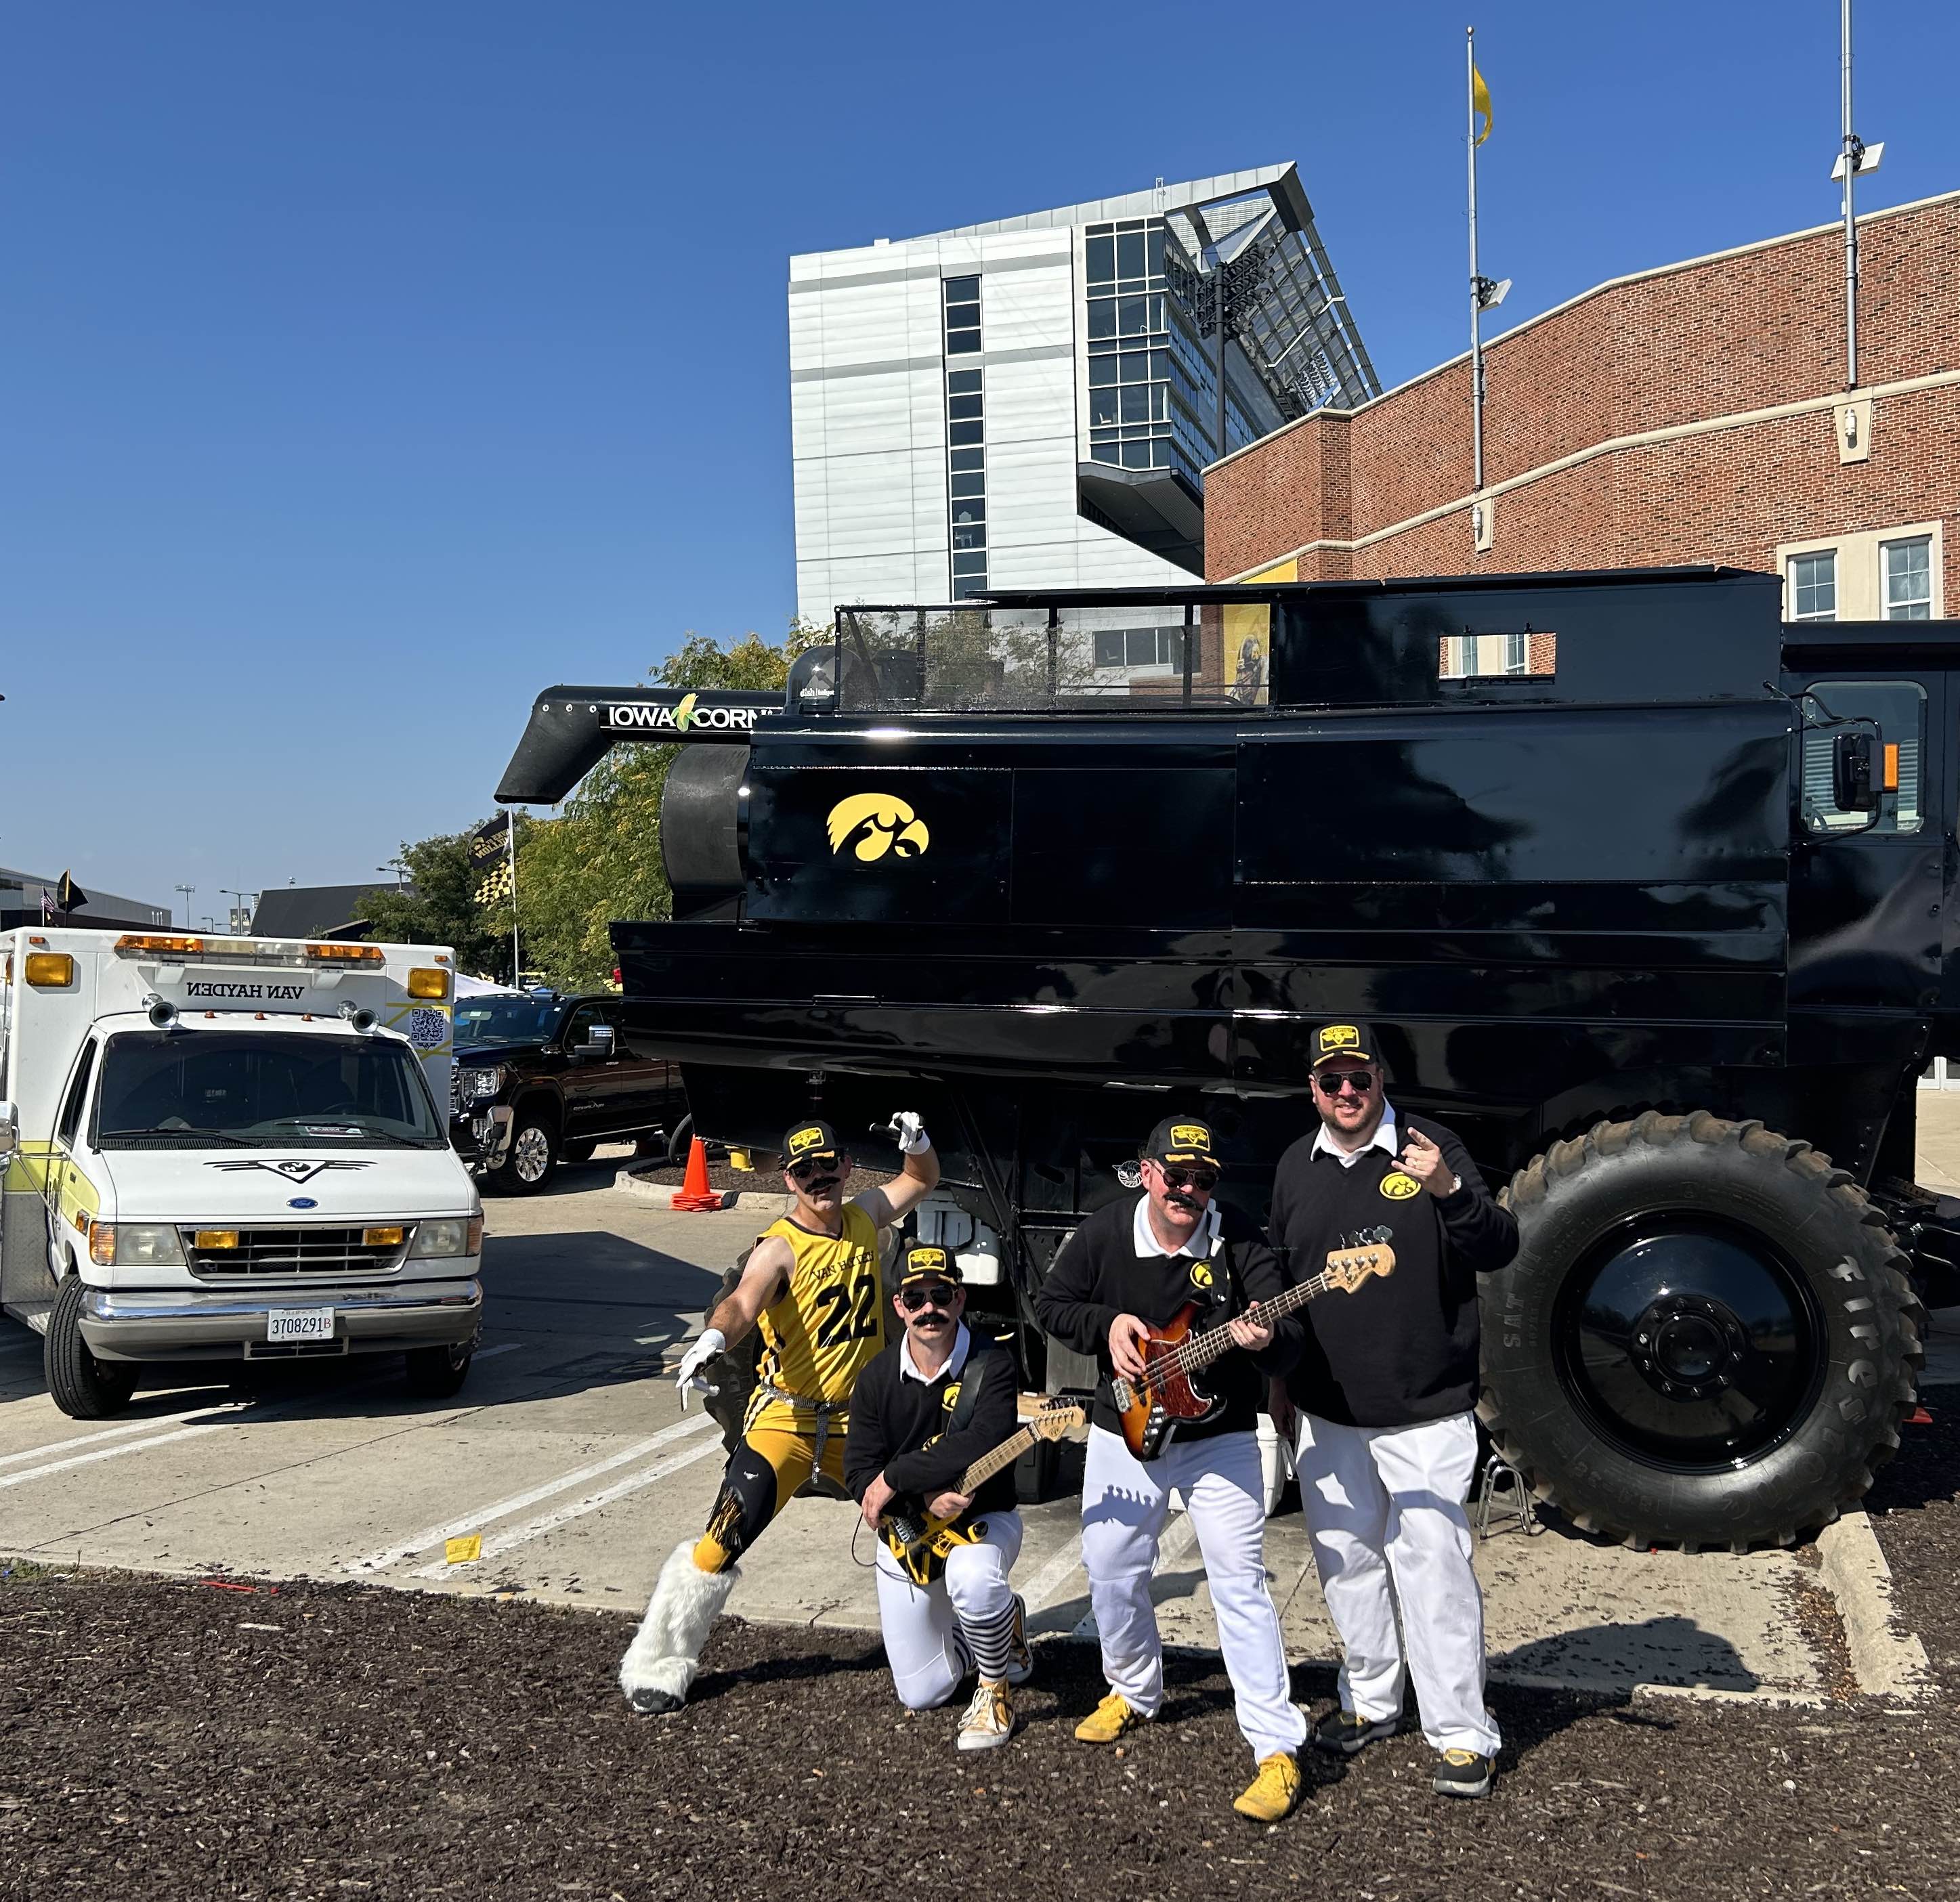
[620,1160,885,1198]
[1866,1381,1960,1689]
[2,1555,1955,1902]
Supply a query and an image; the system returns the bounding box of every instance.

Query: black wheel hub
[1553,1218,1825,1470]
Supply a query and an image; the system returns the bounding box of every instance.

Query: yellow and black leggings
[693,1425,848,1574]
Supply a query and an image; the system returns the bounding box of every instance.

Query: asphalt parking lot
[3,1136,1955,1714]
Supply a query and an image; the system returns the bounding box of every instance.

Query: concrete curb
[1815,1510,1934,1704]
[610,1167,785,1213]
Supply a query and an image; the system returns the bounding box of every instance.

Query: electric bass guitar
[880,1399,1086,1586]
[1110,1229,1395,1461]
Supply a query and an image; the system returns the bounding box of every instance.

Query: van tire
[1480,1111,1924,1551]
[492,1109,557,1194]
[45,1273,138,1420]
[404,1342,473,1400]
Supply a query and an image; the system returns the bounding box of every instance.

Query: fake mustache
[1165,1190,1200,1211]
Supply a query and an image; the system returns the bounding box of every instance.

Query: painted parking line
[0,1420,232,1491]
[415,1433,726,1578]
[1023,1536,1089,1614]
[473,1343,525,1361]
[343,1412,717,1575]
[0,1403,248,1471]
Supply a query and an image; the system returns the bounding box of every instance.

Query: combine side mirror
[1832,730,1878,814]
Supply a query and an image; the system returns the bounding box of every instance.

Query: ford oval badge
[287,1196,318,1209]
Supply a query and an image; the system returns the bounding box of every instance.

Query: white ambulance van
[0,928,484,1418]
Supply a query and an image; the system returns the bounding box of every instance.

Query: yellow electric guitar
[879,1399,1086,1586]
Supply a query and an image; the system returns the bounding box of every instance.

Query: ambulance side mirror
[0,1100,18,1163]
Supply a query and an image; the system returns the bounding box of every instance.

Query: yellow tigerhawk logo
[1189,1262,1214,1290]
[1380,1171,1422,1200]
[787,1125,828,1157]
[1169,1123,1211,1151]
[1317,1024,1361,1054]
[826,792,930,862]
[941,1383,962,1412]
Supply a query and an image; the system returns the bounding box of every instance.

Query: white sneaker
[956,1677,1016,1752]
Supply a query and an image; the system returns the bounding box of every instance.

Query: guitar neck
[1180,1268,1336,1372]
[957,1424,1035,1495]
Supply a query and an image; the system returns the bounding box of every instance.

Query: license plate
[267,1307,335,1344]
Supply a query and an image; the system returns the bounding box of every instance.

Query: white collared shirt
[899,1317,971,1384]
[1312,1103,1401,1170]
[1132,1192,1222,1260]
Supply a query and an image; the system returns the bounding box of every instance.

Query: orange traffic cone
[670,1136,731,1212]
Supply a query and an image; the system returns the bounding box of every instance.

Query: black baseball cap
[782,1119,842,1167]
[899,1242,962,1286]
[1308,1022,1381,1069]
[1143,1115,1222,1171]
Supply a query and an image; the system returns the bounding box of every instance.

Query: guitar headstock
[1020,1399,1088,1442]
[1324,1228,1395,1293]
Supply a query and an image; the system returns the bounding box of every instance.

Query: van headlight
[410,1215,484,1259]
[89,1223,186,1268]
[462,1066,505,1103]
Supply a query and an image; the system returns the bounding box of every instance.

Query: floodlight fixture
[1473,276,1511,311]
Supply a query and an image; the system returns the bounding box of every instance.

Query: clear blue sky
[5,1,1955,917]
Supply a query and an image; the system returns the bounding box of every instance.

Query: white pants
[1080,1425,1306,1763]
[874,1510,1023,1710]
[1292,1410,1500,1758]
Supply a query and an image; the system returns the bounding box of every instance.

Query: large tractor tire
[1480,1110,1924,1551]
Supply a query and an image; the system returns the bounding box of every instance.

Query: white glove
[888,1110,931,1156]
[674,1327,725,1408]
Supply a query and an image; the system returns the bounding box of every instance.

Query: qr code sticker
[407,1008,448,1050]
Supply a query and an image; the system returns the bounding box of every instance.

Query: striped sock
[960,1602,1018,1683]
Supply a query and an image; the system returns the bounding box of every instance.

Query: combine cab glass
[498,567,1955,1551]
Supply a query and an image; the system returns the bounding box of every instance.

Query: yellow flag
[1472,64,1493,146]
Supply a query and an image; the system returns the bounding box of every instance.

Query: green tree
[358,822,529,980]
[513,624,821,989]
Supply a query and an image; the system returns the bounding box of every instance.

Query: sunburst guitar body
[1109,1232,1395,1461]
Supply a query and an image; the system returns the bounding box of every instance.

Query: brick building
[1203,190,1959,628]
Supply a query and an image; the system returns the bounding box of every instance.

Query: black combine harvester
[498,566,1959,1551]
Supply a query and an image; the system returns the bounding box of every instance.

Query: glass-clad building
[789,163,1378,622]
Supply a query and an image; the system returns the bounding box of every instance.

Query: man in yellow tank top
[619,1111,939,1715]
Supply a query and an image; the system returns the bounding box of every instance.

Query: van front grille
[182,1227,408,1278]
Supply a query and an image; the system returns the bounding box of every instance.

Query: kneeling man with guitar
[850,1243,1063,1750]
[1036,1116,1386,1823]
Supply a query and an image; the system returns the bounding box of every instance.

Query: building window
[1092,626,1185,671]
[945,364,986,599]
[1504,632,1527,676]
[943,276,981,357]
[1789,550,1837,622]
[1883,536,1932,620]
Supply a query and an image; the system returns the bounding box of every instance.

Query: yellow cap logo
[1318,1024,1361,1054]
[826,792,930,862]
[1189,1262,1214,1289]
[787,1125,827,1157]
[1380,1171,1421,1200]
[907,1246,948,1276]
[941,1383,962,1412]
[1169,1123,1212,1151]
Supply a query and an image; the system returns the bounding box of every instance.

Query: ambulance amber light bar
[305,944,385,963]
[115,935,206,955]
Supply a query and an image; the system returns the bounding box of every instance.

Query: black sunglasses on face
[898,1281,959,1311]
[1315,1069,1375,1097]
[788,1157,840,1184]
[1157,1165,1220,1194]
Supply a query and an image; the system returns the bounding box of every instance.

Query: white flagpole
[1468,26,1484,492]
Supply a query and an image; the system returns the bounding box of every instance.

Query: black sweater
[844,1327,1021,1517]
[1034,1192,1300,1442]
[1270,1110,1518,1429]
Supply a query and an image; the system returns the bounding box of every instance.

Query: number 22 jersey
[746,1203,885,1434]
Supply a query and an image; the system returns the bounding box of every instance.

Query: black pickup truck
[449,991,692,1192]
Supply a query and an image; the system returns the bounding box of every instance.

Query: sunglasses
[1156,1165,1220,1193]
[1315,1069,1376,1098]
[788,1157,841,1184]
[898,1281,959,1311]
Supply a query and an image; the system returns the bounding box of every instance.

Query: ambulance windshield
[94,1031,446,1150]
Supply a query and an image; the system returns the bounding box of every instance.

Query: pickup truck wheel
[404,1342,473,1400]
[561,1139,597,1166]
[45,1273,138,1420]
[493,1114,557,1194]
[1480,1111,1925,1551]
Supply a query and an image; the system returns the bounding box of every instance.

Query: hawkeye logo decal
[1189,1261,1215,1291]
[602,697,757,735]
[1379,1171,1422,1201]
[826,792,931,863]
[941,1383,962,1412]
[205,1159,377,1184]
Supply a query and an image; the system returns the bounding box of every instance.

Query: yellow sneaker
[1233,1752,1303,1823]
[1073,1690,1149,1745]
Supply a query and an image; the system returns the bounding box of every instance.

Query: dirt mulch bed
[1865,1378,1960,1690]
[620,1161,885,1199]
[1,1570,1955,1902]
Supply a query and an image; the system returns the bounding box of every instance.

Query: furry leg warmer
[619,1541,738,1716]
